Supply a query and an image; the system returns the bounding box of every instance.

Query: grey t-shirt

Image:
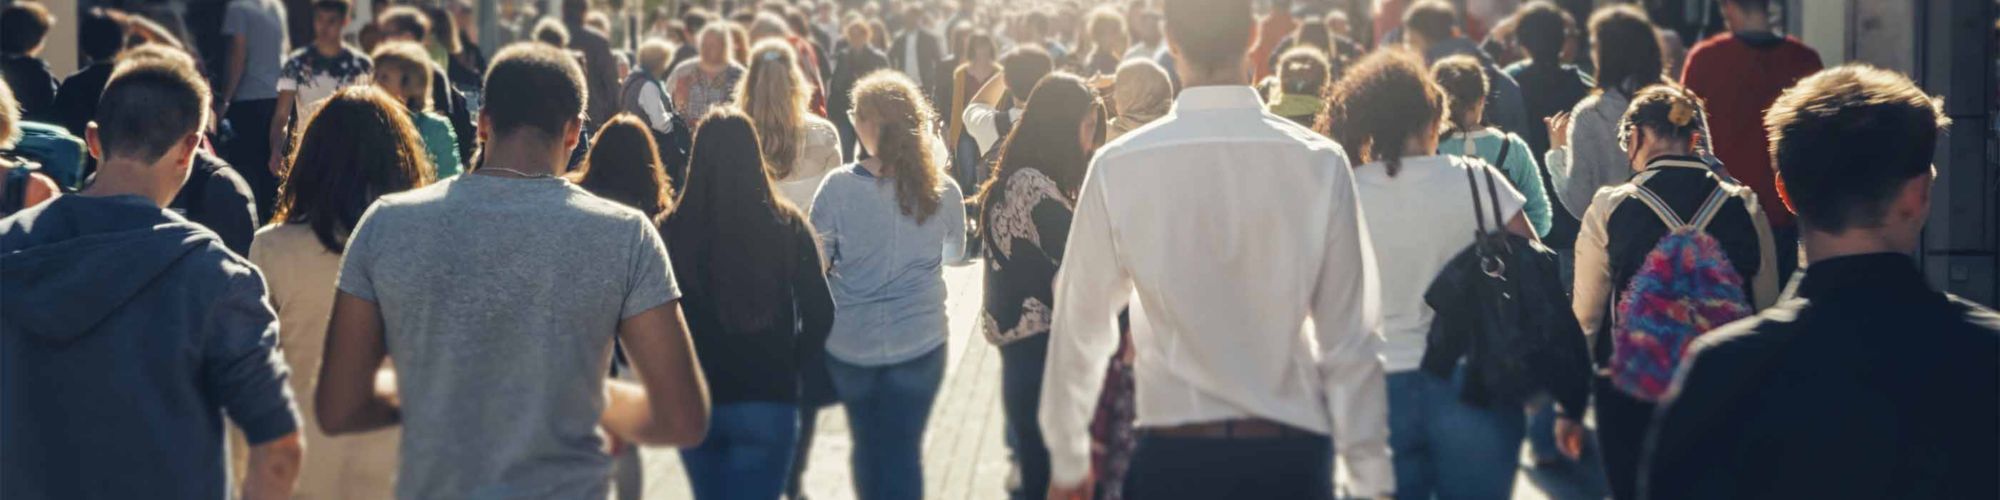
[223,0,287,102]
[337,174,680,499]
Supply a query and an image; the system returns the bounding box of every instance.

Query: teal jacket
[1440,127,1552,237]
[412,110,461,179]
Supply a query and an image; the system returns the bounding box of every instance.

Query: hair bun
[1668,100,1695,127]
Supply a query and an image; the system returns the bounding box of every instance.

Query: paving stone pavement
[633,263,1600,500]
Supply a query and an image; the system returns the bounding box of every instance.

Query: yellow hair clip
[1668,100,1695,127]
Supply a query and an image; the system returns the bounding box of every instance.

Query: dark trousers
[1000,335,1051,500]
[221,98,278,223]
[1594,379,1656,500]
[1123,433,1334,500]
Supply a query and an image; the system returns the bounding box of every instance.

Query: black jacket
[52,63,115,138]
[889,29,946,105]
[1642,253,2000,500]
[168,150,259,257]
[1,54,59,124]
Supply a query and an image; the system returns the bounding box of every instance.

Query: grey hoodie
[0,194,298,500]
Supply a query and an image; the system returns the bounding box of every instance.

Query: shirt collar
[1643,155,1710,172]
[1789,252,1932,301]
[1172,86,1265,114]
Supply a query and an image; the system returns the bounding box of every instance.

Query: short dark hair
[482,43,586,140]
[1,2,54,55]
[1431,54,1487,129]
[1766,65,1949,233]
[1403,0,1459,44]
[314,0,352,17]
[96,48,210,163]
[1620,83,1706,141]
[1163,0,1253,72]
[534,18,570,46]
[1277,47,1331,96]
[378,6,431,41]
[1721,0,1770,11]
[999,45,1054,105]
[1513,1,1570,63]
[277,86,433,253]
[79,9,128,61]
[682,10,711,35]
[1589,5,1662,93]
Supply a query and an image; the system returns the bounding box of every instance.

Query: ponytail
[852,71,943,224]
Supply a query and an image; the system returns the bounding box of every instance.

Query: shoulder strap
[1461,157,1506,235]
[994,105,1014,138]
[1495,134,1513,170]
[1628,184,1688,230]
[1688,187,1732,232]
[4,167,31,214]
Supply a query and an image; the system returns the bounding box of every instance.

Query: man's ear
[85,122,103,161]
[1892,168,1935,227]
[563,116,584,151]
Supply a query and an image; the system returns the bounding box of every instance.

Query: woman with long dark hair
[663,109,833,500]
[810,70,966,500]
[974,72,1099,500]
[250,86,432,499]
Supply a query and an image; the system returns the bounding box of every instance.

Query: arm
[600,302,710,446]
[204,268,303,499]
[1309,161,1394,498]
[941,181,970,265]
[267,91,296,176]
[1507,135,1554,238]
[1744,194,1780,308]
[1040,167,1133,491]
[1572,190,1616,340]
[970,69,1007,108]
[809,181,840,270]
[204,163,259,256]
[122,12,187,50]
[316,293,402,434]
[219,31,249,115]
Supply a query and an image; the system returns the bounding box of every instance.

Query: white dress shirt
[1039,86,1394,497]
[961,102,1022,157]
[902,32,925,89]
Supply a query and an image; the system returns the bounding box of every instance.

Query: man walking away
[1679,0,1822,285]
[1642,65,1999,500]
[1040,0,1394,498]
[1,47,303,500]
[315,43,710,499]
[218,0,290,222]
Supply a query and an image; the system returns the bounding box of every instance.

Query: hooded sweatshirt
[1,194,298,500]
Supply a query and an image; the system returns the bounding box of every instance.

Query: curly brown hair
[851,70,944,224]
[1316,49,1444,177]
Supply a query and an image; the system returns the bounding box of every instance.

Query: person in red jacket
[1679,0,1821,284]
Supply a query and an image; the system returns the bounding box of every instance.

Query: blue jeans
[828,345,948,500]
[1387,369,1526,499]
[679,402,800,500]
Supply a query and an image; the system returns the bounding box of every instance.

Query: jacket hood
[2,196,221,341]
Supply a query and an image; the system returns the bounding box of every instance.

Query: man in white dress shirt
[1039,0,1395,499]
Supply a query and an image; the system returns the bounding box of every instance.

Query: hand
[1554,417,1586,460]
[1047,471,1094,500]
[267,151,285,177]
[1545,112,1572,151]
[1087,74,1115,90]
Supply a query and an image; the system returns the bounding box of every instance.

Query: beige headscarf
[1107,59,1174,141]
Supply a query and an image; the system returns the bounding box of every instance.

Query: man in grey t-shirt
[316,44,710,499]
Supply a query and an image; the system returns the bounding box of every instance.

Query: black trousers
[1000,334,1052,500]
[1122,432,1334,500]
[221,98,278,223]
[1594,379,1656,500]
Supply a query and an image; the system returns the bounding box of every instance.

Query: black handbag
[1421,159,1592,413]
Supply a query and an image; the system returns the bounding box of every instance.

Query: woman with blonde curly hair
[808,70,966,500]
[737,40,841,208]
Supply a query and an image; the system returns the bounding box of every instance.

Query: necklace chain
[480,166,556,179]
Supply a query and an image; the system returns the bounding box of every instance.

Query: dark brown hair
[1620,83,1706,142]
[1766,65,1949,233]
[664,109,809,335]
[0,2,53,55]
[96,47,210,163]
[482,43,585,140]
[1317,49,1444,177]
[276,86,434,253]
[574,114,674,224]
[1431,54,1488,131]
[378,6,432,42]
[1162,0,1252,72]
[371,41,433,112]
[981,72,1097,210]
[1588,5,1662,95]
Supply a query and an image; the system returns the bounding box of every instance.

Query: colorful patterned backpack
[1610,186,1755,402]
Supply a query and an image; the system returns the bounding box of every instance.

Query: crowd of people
[0,0,1995,499]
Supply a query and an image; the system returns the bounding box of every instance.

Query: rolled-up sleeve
[1310,155,1394,498]
[205,264,300,444]
[1039,166,1131,488]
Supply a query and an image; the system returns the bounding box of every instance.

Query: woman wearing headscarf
[1105,58,1171,141]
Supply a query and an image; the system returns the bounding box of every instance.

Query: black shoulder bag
[1421,159,1593,411]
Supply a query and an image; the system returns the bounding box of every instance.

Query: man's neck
[478,138,565,177]
[1727,15,1771,34]
[79,159,176,207]
[1179,64,1249,89]
[1802,227,1913,265]
[315,39,344,56]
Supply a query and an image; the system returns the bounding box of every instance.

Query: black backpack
[620,72,694,191]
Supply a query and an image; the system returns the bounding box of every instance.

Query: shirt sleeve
[1643,331,1754,500]
[1506,134,1554,237]
[335,204,387,302]
[1565,103,1621,220]
[939,179,969,265]
[963,102,1000,156]
[222,1,248,36]
[1573,188,1618,339]
[1039,165,1133,488]
[809,178,841,269]
[1742,191,1781,309]
[1476,160,1530,230]
[1311,153,1394,498]
[204,263,301,444]
[276,58,301,92]
[639,84,674,135]
[622,218,682,319]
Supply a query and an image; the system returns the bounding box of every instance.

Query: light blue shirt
[810,163,968,366]
[1439,127,1553,237]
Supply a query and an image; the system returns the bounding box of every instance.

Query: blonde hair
[371,42,434,112]
[738,40,810,180]
[0,78,18,148]
[638,37,673,76]
[851,70,943,224]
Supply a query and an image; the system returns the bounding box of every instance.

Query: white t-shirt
[1353,154,1525,372]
